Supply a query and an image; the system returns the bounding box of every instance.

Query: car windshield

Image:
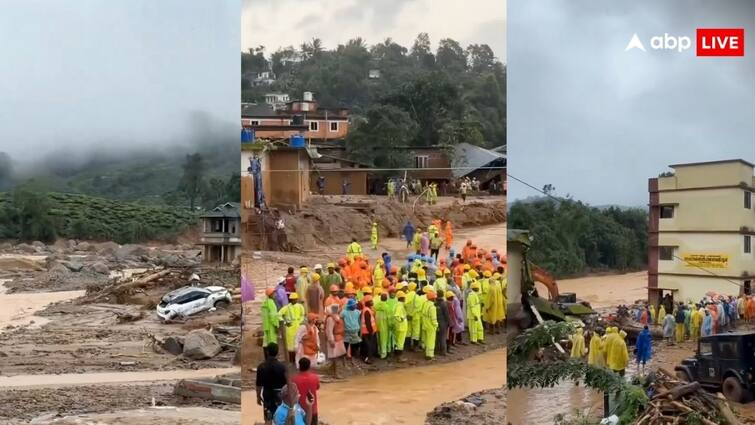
[699,342,713,355]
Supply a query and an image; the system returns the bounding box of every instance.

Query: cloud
[241,0,506,59]
[508,0,755,206]
[0,0,240,162]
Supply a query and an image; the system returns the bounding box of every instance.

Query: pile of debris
[634,368,746,425]
[425,387,505,425]
[150,326,240,361]
[83,268,196,305]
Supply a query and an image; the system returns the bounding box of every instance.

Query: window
[745,280,752,295]
[250,120,260,126]
[746,191,752,209]
[718,341,738,359]
[309,121,319,131]
[415,155,429,169]
[329,121,338,132]
[699,342,713,356]
[746,235,752,254]
[660,205,674,219]
[659,246,674,261]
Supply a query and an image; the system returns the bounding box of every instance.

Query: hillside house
[199,202,241,263]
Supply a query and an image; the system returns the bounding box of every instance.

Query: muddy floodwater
[243,349,505,425]
[0,278,85,331]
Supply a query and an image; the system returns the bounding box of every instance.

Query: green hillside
[24,142,239,206]
[0,191,198,244]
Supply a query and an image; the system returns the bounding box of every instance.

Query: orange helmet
[265,287,275,297]
[329,284,339,292]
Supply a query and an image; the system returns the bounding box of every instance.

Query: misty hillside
[5,141,238,206]
[0,191,197,244]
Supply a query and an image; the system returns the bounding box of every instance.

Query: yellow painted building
[648,159,755,305]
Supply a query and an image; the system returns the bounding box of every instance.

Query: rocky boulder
[182,330,222,360]
[114,244,149,260]
[91,262,110,275]
[97,242,120,256]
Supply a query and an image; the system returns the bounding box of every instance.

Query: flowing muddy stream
[242,349,505,425]
[0,278,85,331]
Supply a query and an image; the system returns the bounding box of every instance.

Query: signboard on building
[682,253,729,269]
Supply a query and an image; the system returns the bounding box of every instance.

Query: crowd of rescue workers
[257,219,507,374]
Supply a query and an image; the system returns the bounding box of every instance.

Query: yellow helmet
[374,287,384,296]
[471,282,481,290]
[408,282,417,291]
[346,281,354,290]
[396,291,406,298]
[300,267,308,273]
[464,264,471,270]
[445,291,455,299]
[311,273,321,281]
[483,271,492,278]
[469,270,479,278]
[289,293,300,300]
[327,262,336,269]
[422,285,433,294]
[362,286,373,294]
[435,269,443,276]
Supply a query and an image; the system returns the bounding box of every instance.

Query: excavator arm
[531,265,559,301]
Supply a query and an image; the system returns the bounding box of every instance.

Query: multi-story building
[198,202,242,263]
[241,92,349,141]
[648,159,755,305]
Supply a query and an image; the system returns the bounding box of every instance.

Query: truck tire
[723,376,745,402]
[675,370,691,382]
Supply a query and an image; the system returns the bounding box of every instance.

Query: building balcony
[200,233,242,245]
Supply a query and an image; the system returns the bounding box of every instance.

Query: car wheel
[675,370,691,382]
[722,376,745,402]
[214,300,230,309]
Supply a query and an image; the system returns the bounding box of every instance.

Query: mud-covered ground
[0,241,241,423]
[0,382,237,422]
[426,387,506,425]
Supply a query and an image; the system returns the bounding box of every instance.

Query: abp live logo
[625,28,745,56]
[697,28,745,56]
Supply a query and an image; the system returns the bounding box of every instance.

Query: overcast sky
[0,0,239,163]
[508,0,755,206]
[241,0,506,61]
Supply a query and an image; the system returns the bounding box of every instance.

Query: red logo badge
[696,28,745,56]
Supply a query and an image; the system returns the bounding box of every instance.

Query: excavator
[507,229,597,331]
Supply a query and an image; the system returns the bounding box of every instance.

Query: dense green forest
[508,198,648,277]
[242,34,506,168]
[0,190,198,244]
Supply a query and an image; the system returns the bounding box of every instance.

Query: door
[696,341,719,384]
[183,291,209,316]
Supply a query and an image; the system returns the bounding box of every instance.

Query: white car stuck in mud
[156,285,231,320]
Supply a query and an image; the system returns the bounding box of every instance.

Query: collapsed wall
[270,198,505,252]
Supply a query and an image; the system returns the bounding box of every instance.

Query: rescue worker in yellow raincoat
[606,330,630,376]
[433,269,448,293]
[405,282,419,351]
[602,327,618,365]
[261,287,280,348]
[418,286,433,349]
[422,290,439,359]
[278,293,306,364]
[657,304,666,325]
[411,228,423,253]
[467,282,484,344]
[649,304,656,325]
[569,327,587,359]
[295,267,310,308]
[373,258,386,286]
[370,222,379,250]
[587,328,605,367]
[691,305,703,340]
[394,291,409,361]
[347,238,363,261]
[484,272,505,334]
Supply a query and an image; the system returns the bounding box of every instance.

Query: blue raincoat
[402,222,415,243]
[702,314,713,337]
[635,328,652,364]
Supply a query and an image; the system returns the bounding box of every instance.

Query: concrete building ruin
[199,202,241,263]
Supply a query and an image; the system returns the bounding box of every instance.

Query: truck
[675,331,755,403]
